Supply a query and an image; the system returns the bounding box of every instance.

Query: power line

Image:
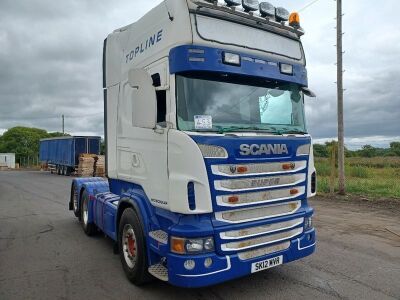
[298,0,322,12]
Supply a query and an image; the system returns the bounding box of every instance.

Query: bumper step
[149,230,168,244]
[148,263,168,281]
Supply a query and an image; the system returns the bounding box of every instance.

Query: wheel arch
[116,191,158,265]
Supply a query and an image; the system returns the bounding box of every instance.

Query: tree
[360,145,377,158]
[0,127,69,164]
[390,142,400,156]
[313,144,328,157]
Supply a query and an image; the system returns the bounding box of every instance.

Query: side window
[151,73,167,125]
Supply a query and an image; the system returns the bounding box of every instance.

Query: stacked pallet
[94,155,105,177]
[76,154,96,177]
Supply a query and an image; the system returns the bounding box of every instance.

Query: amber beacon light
[289,12,300,28]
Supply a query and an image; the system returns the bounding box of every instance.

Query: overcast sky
[0,0,399,149]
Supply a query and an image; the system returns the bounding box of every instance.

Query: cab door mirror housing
[128,69,157,129]
[302,87,316,98]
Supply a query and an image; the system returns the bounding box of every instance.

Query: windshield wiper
[277,130,308,135]
[216,126,278,134]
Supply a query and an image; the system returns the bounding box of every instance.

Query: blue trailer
[39,136,101,175]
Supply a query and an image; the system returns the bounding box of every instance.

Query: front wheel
[80,190,97,236]
[118,208,152,285]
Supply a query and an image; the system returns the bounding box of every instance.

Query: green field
[315,157,400,199]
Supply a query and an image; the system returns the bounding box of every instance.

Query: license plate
[251,255,283,273]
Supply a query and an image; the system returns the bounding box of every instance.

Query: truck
[69,0,317,288]
[40,136,101,175]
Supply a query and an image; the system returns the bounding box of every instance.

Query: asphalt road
[0,171,399,300]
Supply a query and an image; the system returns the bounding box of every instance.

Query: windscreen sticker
[194,115,213,130]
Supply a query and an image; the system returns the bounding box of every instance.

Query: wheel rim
[82,196,88,226]
[122,224,137,269]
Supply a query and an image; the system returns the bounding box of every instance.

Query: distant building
[0,153,16,169]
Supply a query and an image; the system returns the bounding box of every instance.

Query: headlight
[171,236,215,254]
[304,216,313,231]
[198,144,228,158]
[297,144,310,156]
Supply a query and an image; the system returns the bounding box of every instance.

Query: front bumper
[166,229,316,288]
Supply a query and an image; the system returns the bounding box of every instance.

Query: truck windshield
[176,73,307,134]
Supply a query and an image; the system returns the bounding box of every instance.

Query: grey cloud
[0,0,399,149]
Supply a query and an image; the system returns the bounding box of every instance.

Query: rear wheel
[57,165,61,175]
[72,184,80,218]
[118,208,151,285]
[80,190,97,236]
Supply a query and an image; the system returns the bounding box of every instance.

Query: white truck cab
[71,0,316,288]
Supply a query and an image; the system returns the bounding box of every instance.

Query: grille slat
[220,217,304,240]
[214,173,306,192]
[215,200,301,223]
[221,227,303,251]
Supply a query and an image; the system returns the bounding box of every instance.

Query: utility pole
[62,115,65,135]
[336,0,345,194]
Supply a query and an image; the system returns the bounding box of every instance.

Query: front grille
[221,227,303,251]
[216,186,305,207]
[215,173,306,191]
[220,217,304,239]
[215,201,301,223]
[212,160,307,176]
[238,241,291,260]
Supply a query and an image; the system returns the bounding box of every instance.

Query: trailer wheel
[57,165,61,175]
[118,208,151,285]
[80,190,96,236]
[66,167,71,176]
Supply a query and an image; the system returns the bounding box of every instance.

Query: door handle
[132,153,140,168]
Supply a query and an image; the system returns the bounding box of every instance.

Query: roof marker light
[224,0,241,6]
[276,7,289,22]
[242,0,259,12]
[259,2,275,18]
[223,52,241,66]
[280,63,293,75]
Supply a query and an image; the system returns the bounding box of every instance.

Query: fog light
[259,2,275,18]
[184,259,196,270]
[204,258,213,268]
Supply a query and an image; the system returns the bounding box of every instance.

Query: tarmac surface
[0,171,399,300]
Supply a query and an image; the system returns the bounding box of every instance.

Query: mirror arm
[155,85,169,91]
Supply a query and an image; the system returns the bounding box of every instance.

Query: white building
[0,153,16,169]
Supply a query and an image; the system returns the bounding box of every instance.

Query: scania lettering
[240,144,289,156]
[70,0,317,288]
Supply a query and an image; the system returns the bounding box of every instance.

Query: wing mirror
[302,87,316,98]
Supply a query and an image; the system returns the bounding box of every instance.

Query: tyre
[80,190,97,236]
[66,167,71,176]
[71,183,80,218]
[57,165,61,175]
[118,208,152,285]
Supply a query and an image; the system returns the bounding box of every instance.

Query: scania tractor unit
[70,0,317,288]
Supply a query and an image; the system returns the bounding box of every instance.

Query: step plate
[148,263,168,281]
[149,230,168,244]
